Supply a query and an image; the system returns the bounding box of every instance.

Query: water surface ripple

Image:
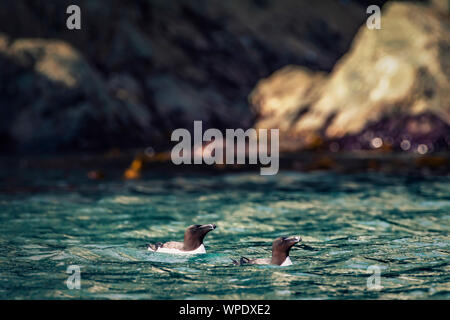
[0,172,449,299]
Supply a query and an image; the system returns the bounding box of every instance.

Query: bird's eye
[194,224,201,228]
[282,237,287,241]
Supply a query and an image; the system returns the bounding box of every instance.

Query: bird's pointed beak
[286,236,301,244]
[200,224,217,231]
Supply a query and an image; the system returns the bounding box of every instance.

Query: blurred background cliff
[0,0,449,175]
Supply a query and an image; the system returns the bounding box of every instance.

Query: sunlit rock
[250,66,326,151]
[251,2,450,152]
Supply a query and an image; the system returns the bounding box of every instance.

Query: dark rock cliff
[0,0,376,153]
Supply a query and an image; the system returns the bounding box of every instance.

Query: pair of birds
[147,224,301,266]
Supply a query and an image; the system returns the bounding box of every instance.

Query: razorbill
[147,224,217,254]
[232,236,301,266]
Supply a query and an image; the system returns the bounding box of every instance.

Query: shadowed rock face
[251,2,450,153]
[0,0,372,153]
[0,36,156,152]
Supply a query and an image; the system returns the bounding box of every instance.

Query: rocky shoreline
[0,150,448,189]
[250,2,450,153]
[0,0,377,153]
[0,1,448,158]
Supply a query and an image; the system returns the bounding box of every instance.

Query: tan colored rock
[431,0,450,13]
[252,2,450,152]
[250,66,326,150]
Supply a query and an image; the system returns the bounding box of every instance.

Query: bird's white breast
[280,257,292,266]
[152,244,206,255]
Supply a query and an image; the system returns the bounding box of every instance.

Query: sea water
[0,171,448,299]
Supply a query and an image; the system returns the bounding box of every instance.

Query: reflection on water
[0,171,448,299]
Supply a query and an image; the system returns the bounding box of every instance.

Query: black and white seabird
[232,236,301,266]
[147,224,217,254]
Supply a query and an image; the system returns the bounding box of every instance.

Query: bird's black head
[271,236,301,265]
[183,224,217,250]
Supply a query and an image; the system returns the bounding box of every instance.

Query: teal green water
[0,171,449,299]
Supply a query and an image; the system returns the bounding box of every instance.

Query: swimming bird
[147,224,217,254]
[232,236,301,266]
